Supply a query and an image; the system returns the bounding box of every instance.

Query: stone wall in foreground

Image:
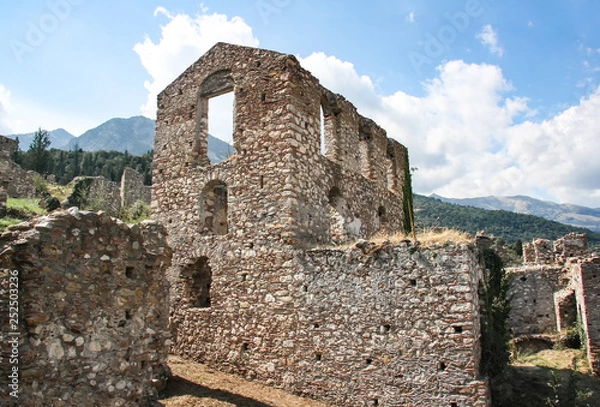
[170,240,490,407]
[0,209,172,406]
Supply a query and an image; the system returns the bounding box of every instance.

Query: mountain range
[431,194,600,233]
[5,116,600,233]
[4,115,232,163]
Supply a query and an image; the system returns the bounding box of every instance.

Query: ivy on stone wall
[480,248,511,377]
[402,163,414,235]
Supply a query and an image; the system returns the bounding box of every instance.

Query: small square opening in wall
[315,352,322,362]
[410,279,417,287]
[438,361,447,371]
[125,267,134,279]
[453,326,463,334]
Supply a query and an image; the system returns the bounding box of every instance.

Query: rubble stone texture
[121,167,151,209]
[0,188,6,217]
[572,257,600,375]
[66,168,150,217]
[0,135,37,199]
[154,43,490,406]
[0,208,172,406]
[507,233,600,375]
[506,265,566,336]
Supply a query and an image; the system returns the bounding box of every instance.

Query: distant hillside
[414,194,600,244]
[432,194,600,233]
[8,116,233,161]
[66,116,154,155]
[7,128,75,150]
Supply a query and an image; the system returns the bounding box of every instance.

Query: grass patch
[371,228,473,247]
[493,348,599,407]
[47,184,72,202]
[7,198,45,217]
[0,217,25,232]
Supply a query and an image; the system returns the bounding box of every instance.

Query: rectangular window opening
[208,91,235,164]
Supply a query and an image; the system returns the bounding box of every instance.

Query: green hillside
[413,194,600,244]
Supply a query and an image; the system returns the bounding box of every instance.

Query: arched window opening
[181,257,212,308]
[200,180,228,235]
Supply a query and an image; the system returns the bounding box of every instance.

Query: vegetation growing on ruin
[480,248,511,378]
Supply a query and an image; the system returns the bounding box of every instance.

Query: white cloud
[407,12,415,23]
[0,85,13,134]
[298,52,600,207]
[133,7,259,120]
[0,85,97,136]
[477,24,504,57]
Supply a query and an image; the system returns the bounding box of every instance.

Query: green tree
[27,128,52,174]
[480,249,511,377]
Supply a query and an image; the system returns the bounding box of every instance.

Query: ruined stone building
[0,135,37,198]
[0,209,171,406]
[153,43,490,406]
[507,233,600,374]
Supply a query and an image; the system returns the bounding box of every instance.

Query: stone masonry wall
[121,167,151,209]
[572,257,600,375]
[170,241,489,407]
[0,208,172,406]
[506,265,566,336]
[0,135,38,199]
[67,176,122,217]
[153,43,410,250]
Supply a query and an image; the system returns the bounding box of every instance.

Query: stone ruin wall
[153,43,410,251]
[67,168,150,217]
[572,257,600,375]
[0,208,172,406]
[507,233,593,342]
[506,265,566,336]
[170,241,489,407]
[154,43,490,406]
[121,167,151,209]
[0,135,37,199]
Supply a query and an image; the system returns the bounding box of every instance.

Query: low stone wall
[121,167,151,209]
[0,159,37,199]
[0,208,172,406]
[170,240,489,406]
[67,176,122,217]
[506,265,565,336]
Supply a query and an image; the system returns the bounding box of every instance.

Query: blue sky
[1,1,600,207]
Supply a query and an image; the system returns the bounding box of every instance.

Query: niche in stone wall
[328,187,348,242]
[320,91,340,158]
[200,180,228,235]
[385,142,397,191]
[359,119,373,179]
[181,257,212,308]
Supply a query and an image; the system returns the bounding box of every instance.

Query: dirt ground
[160,350,600,407]
[159,356,329,407]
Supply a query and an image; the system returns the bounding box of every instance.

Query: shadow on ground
[161,375,274,407]
[492,365,600,407]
